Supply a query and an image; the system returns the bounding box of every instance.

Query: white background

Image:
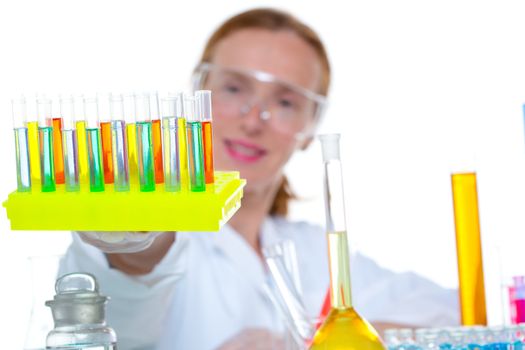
[1,0,525,348]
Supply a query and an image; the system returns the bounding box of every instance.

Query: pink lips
[224,139,267,163]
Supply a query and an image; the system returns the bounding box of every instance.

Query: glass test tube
[97,93,114,184]
[37,99,56,192]
[196,90,215,184]
[12,97,31,192]
[185,95,205,192]
[84,98,105,192]
[59,96,80,192]
[124,94,138,185]
[451,172,487,326]
[26,96,41,188]
[150,91,164,184]
[161,96,181,192]
[110,94,129,192]
[51,100,65,185]
[135,93,155,192]
[75,95,89,185]
[175,93,189,190]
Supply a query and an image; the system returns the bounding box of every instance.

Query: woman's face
[206,28,323,192]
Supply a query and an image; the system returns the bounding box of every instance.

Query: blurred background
[1,0,525,348]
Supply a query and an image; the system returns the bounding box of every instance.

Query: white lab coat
[59,217,459,350]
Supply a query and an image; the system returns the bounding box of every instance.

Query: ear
[299,135,314,150]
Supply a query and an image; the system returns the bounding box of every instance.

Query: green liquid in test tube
[135,93,155,192]
[184,95,205,192]
[12,97,31,192]
[84,98,105,192]
[37,98,56,192]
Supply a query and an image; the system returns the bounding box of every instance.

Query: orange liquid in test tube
[100,121,114,183]
[451,172,487,326]
[202,121,214,184]
[152,119,164,183]
[52,118,65,184]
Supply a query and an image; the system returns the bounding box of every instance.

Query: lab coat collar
[210,218,282,269]
[209,223,267,284]
[205,218,281,316]
[260,217,285,249]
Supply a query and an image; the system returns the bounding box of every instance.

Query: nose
[239,103,268,135]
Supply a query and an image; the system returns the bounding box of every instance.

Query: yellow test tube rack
[3,171,245,232]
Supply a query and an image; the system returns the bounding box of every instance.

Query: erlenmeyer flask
[309,134,385,350]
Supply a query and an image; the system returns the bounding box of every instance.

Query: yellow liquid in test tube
[126,123,138,184]
[310,231,385,350]
[451,172,487,326]
[27,121,41,188]
[76,120,89,184]
[178,117,189,189]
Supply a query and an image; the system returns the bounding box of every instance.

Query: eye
[220,80,246,95]
[278,98,296,109]
[225,84,240,94]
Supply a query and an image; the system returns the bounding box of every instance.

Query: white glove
[76,231,164,253]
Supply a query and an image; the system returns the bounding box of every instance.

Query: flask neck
[323,159,353,309]
[327,230,353,309]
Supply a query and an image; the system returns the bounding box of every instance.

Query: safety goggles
[192,63,327,139]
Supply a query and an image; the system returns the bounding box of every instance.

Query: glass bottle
[310,134,385,350]
[45,273,117,349]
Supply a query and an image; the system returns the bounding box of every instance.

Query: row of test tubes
[384,325,525,350]
[11,91,215,193]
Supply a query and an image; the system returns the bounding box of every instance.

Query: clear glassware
[309,134,385,350]
[263,240,314,348]
[24,255,62,350]
[45,273,117,349]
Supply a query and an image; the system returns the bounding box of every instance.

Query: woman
[60,8,458,350]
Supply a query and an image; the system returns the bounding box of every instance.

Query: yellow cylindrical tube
[126,122,138,185]
[178,117,189,189]
[27,121,41,188]
[451,172,487,326]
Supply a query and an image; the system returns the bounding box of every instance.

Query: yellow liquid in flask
[310,231,385,350]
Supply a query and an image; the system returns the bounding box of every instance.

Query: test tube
[110,94,130,192]
[123,94,138,185]
[135,93,155,192]
[195,90,215,184]
[52,99,65,184]
[150,91,164,184]
[84,98,105,192]
[75,95,89,185]
[175,92,189,189]
[161,96,181,192]
[37,98,56,192]
[185,95,205,192]
[59,96,80,192]
[26,95,41,188]
[12,97,31,192]
[451,172,487,325]
[97,93,114,184]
